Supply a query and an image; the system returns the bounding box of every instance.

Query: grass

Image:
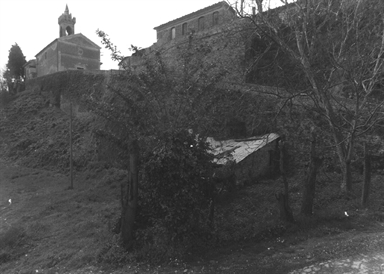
[193,169,384,255]
[0,164,124,274]
[1,155,384,273]
[0,224,28,266]
[0,226,25,248]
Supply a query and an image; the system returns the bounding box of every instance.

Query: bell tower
[58,4,76,37]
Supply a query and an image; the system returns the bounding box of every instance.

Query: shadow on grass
[0,225,27,264]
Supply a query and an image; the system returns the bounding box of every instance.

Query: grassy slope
[0,90,97,173]
[0,90,384,273]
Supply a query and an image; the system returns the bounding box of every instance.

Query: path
[290,252,384,274]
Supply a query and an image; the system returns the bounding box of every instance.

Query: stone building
[29,5,101,78]
[23,60,37,80]
[154,1,237,45]
[119,1,239,71]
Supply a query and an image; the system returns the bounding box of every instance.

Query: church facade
[25,5,101,79]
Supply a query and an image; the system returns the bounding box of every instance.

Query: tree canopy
[241,0,384,192]
[4,43,26,81]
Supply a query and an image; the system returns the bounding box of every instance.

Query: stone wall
[36,41,59,77]
[58,40,100,72]
[25,70,119,114]
[23,66,286,169]
[154,1,237,46]
[127,19,252,83]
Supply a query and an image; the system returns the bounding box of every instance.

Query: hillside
[0,90,98,173]
[1,89,384,273]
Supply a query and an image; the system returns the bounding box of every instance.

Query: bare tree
[301,127,323,215]
[237,0,384,192]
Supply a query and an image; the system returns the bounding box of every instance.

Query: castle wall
[24,66,282,168]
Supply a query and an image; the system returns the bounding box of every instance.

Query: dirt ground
[1,157,384,274]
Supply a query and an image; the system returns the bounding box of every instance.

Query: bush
[0,90,15,108]
[137,130,215,251]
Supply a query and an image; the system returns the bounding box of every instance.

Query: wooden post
[207,179,216,229]
[280,141,289,202]
[301,128,322,215]
[361,143,371,207]
[121,139,139,249]
[69,101,73,189]
[276,140,294,223]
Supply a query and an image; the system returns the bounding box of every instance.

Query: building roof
[23,59,36,68]
[35,33,101,57]
[154,1,233,31]
[207,133,280,165]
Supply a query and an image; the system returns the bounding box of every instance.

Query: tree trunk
[341,159,352,192]
[121,139,139,250]
[207,178,216,229]
[294,40,353,194]
[361,143,371,207]
[69,102,73,190]
[276,140,294,223]
[301,129,322,215]
[275,192,294,222]
[207,198,215,229]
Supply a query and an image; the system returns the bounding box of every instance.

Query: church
[24,5,101,79]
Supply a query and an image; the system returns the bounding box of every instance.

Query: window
[66,26,73,35]
[170,27,176,40]
[182,23,188,35]
[213,11,219,26]
[198,16,205,31]
[76,66,84,70]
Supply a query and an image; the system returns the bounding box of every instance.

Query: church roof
[23,59,36,68]
[60,33,101,49]
[35,33,101,57]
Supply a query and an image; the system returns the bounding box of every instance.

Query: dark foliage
[138,130,214,242]
[4,44,26,81]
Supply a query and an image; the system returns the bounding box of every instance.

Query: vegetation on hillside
[91,0,384,264]
[2,43,26,93]
[1,1,384,273]
[93,29,273,259]
[242,0,384,193]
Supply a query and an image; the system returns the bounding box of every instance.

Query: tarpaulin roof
[207,133,280,165]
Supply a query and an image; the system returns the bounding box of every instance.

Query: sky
[0,0,279,72]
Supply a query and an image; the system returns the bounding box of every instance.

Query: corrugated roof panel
[207,133,279,165]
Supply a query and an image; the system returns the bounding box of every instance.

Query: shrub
[0,90,15,108]
[137,130,215,248]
